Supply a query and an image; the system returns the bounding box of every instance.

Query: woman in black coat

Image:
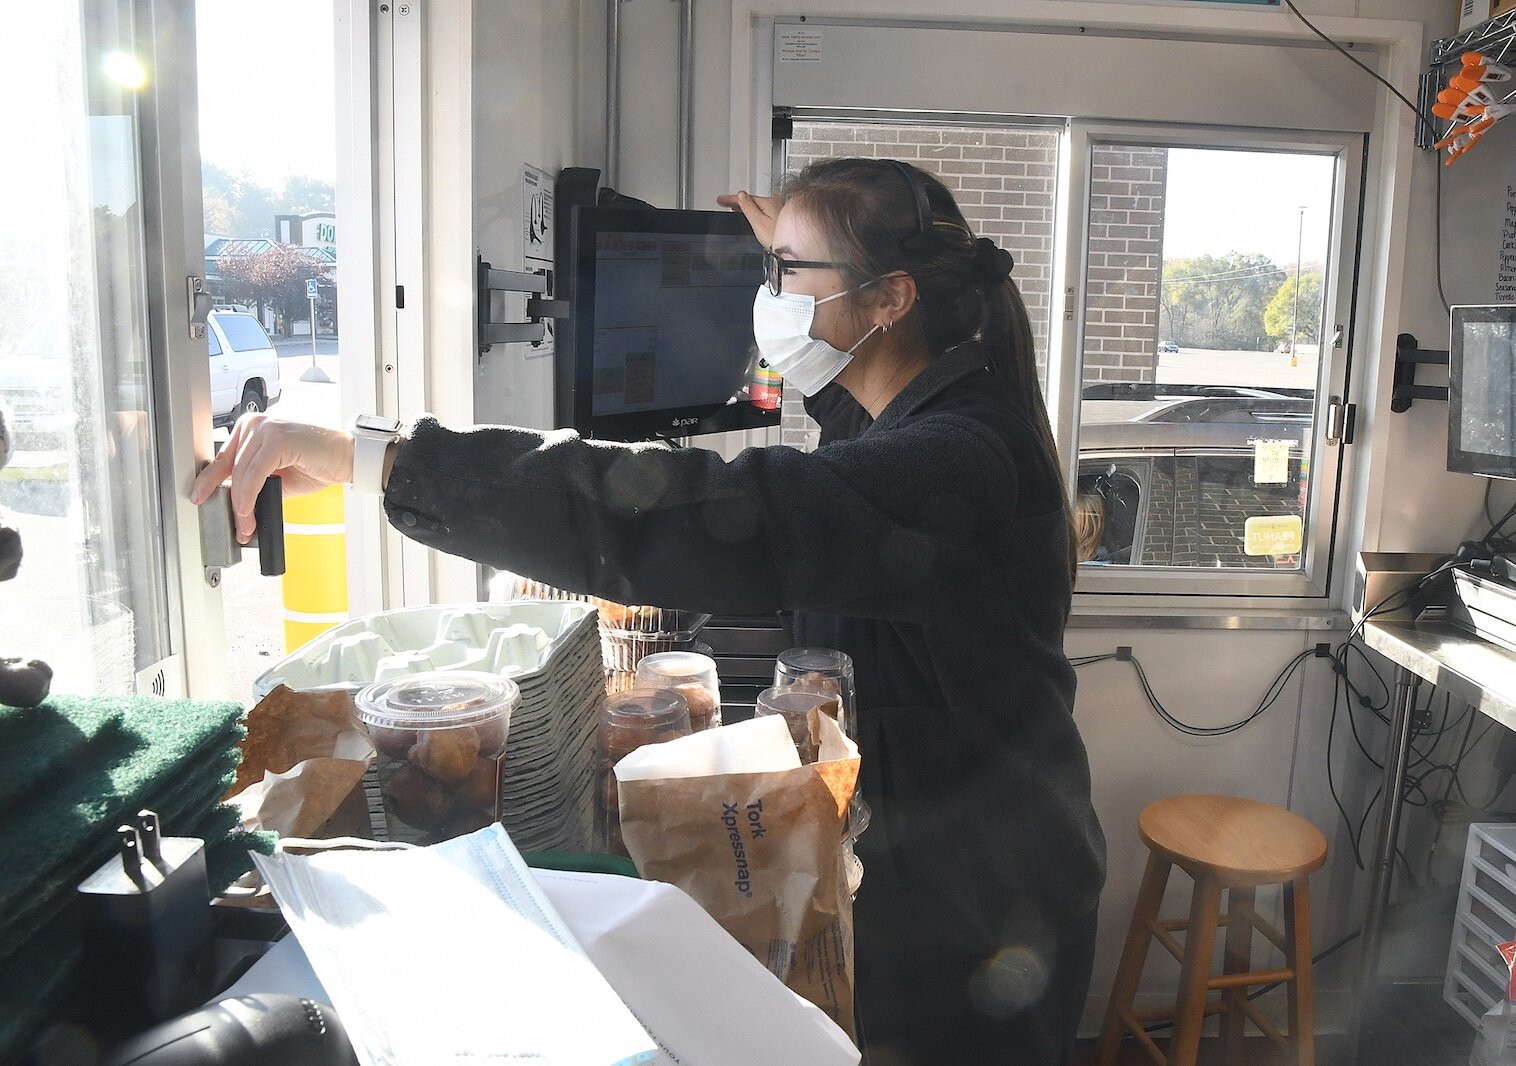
[194,157,1106,1065]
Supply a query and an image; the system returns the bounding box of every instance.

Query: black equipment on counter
[102,993,357,1066]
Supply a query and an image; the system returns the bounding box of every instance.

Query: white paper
[228,869,860,1066]
[251,826,657,1066]
[613,715,802,781]
[1252,439,1290,485]
[1498,150,1516,305]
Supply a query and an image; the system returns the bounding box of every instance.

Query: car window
[214,313,272,353]
[207,330,222,356]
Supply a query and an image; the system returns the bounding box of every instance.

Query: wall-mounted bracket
[477,257,569,354]
[1390,332,1449,413]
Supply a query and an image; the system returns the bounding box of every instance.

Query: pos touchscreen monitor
[1449,304,1516,479]
[558,207,778,442]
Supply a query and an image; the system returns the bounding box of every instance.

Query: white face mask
[751,284,881,397]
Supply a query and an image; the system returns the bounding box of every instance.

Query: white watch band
[351,429,394,495]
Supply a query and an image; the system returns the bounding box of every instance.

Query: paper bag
[227,685,376,839]
[615,715,860,1038]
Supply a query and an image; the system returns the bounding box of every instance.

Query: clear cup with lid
[775,648,871,849]
[774,647,856,740]
[596,687,692,855]
[754,683,844,766]
[355,670,519,845]
[634,650,722,731]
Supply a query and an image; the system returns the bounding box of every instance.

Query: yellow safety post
[281,484,349,653]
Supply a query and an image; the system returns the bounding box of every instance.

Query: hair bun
[973,237,1015,281]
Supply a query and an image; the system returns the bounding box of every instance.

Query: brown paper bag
[227,685,377,839]
[616,714,860,1039]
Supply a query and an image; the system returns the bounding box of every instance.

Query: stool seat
[1140,794,1327,886]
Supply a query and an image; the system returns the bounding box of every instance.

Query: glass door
[0,0,195,696]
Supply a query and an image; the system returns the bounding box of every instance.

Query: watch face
[356,414,402,435]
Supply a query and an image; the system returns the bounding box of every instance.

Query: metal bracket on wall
[476,257,569,355]
[1390,332,1449,412]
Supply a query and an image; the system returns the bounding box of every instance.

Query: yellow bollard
[281,484,349,653]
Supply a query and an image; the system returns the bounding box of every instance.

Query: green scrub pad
[0,699,126,811]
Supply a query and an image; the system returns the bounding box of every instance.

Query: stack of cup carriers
[254,602,605,852]
[492,573,711,694]
[0,693,268,1060]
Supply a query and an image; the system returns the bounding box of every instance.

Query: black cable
[1283,0,1431,132]
[1327,666,1366,869]
[1435,162,1451,317]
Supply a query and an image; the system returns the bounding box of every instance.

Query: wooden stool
[1096,795,1328,1066]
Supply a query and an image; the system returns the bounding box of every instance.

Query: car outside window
[215,313,272,352]
[207,330,222,356]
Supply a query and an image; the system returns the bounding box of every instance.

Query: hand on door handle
[190,414,355,544]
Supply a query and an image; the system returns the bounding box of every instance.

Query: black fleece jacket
[382,342,1105,1062]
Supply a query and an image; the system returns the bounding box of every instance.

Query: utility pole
[1289,206,1305,370]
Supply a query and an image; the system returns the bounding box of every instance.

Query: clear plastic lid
[600,687,692,730]
[635,651,719,692]
[775,647,854,681]
[355,670,520,731]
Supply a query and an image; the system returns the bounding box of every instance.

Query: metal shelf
[1431,8,1516,66]
[1417,10,1516,150]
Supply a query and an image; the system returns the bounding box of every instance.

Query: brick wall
[781,123,1059,451]
[1084,146,1167,385]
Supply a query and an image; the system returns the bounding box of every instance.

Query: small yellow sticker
[1244,515,1303,556]
[1253,439,1291,485]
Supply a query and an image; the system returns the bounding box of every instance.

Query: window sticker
[778,28,823,62]
[1253,439,1291,485]
[1244,515,1303,556]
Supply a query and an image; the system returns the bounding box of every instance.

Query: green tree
[201,162,278,238]
[282,175,335,215]
[1264,271,1323,347]
[216,244,330,336]
[1158,253,1284,350]
[201,164,334,238]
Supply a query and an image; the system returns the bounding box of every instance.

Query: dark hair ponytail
[784,157,1079,580]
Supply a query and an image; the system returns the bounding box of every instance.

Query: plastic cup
[355,670,519,845]
[774,647,856,740]
[754,683,843,765]
[596,687,692,855]
[635,650,722,731]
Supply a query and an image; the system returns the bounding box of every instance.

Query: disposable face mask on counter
[752,283,881,396]
[251,825,658,1066]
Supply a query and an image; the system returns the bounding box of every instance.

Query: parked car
[1076,383,1313,569]
[1156,341,1180,354]
[208,310,281,427]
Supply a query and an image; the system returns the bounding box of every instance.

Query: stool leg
[1096,853,1173,1066]
[1170,875,1224,1066]
[1220,886,1256,1065]
[1284,877,1315,1066]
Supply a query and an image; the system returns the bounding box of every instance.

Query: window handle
[1326,397,1356,446]
[186,276,212,340]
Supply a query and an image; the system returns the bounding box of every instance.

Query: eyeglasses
[762,248,848,297]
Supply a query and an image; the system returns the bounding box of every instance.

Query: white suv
[208,310,281,427]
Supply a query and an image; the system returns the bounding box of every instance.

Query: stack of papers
[254,602,606,851]
[253,827,657,1065]
[242,826,861,1065]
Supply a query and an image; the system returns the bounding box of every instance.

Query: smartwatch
[351,414,403,495]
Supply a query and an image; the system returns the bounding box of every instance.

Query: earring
[883,320,892,333]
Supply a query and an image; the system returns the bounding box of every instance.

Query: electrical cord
[1282,0,1431,132]
[1071,648,1315,738]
